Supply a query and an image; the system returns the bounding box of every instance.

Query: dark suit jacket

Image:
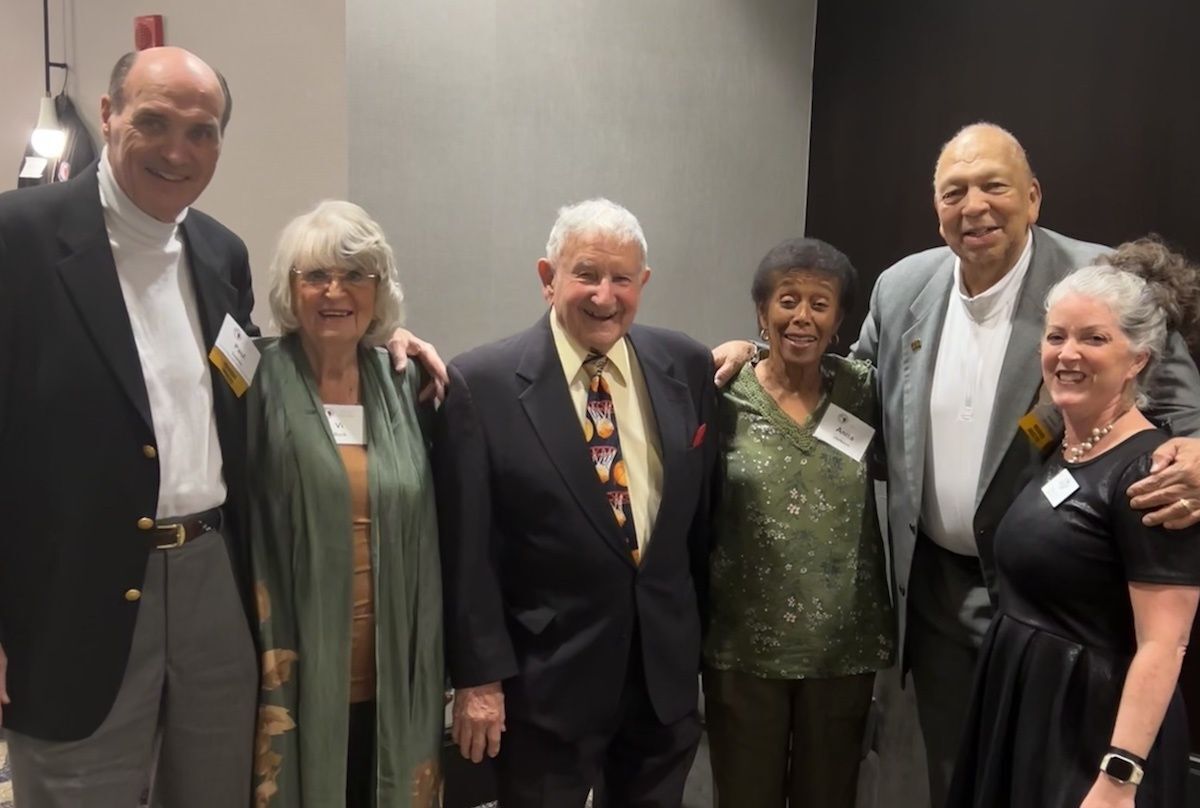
[434,314,716,740]
[0,163,258,741]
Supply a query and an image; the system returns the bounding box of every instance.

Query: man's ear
[536,258,555,304]
[100,95,113,136]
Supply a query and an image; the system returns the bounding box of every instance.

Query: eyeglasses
[291,267,381,289]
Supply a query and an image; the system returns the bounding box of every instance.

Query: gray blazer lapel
[900,255,955,501]
[976,228,1063,505]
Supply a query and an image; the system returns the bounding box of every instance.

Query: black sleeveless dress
[947,429,1200,807]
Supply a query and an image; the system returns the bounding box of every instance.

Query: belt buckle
[155,523,187,550]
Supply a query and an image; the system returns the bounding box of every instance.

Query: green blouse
[704,355,895,680]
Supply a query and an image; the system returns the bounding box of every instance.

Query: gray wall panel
[348,0,816,358]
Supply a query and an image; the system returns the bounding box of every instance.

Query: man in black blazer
[435,199,716,807]
[0,47,260,807]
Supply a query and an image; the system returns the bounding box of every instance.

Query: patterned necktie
[583,353,639,564]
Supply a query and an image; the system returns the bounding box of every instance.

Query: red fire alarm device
[134,15,164,50]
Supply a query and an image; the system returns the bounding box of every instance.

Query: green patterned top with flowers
[704,355,895,679]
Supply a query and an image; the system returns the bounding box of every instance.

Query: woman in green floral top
[704,237,895,808]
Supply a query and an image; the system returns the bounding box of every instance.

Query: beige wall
[0,0,348,330]
[3,0,818,349]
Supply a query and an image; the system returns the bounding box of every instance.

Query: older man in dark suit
[435,198,717,807]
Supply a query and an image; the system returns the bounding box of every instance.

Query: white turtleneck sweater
[98,148,226,519]
[921,231,1034,556]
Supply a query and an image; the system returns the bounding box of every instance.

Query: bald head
[100,47,228,222]
[934,123,1033,187]
[932,122,1042,289]
[108,47,231,133]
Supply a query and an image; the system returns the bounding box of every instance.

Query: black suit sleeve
[689,358,719,634]
[433,362,518,688]
[0,227,10,647]
[231,238,259,337]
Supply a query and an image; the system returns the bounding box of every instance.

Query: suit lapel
[180,217,236,350]
[517,316,637,566]
[54,169,154,433]
[180,216,243,457]
[626,328,690,561]
[901,255,955,505]
[976,227,1062,504]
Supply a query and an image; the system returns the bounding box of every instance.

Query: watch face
[1104,756,1136,781]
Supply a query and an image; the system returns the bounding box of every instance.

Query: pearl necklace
[1062,412,1125,463]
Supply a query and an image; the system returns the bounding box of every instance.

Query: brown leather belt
[152,508,223,550]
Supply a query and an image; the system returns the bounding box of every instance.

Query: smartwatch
[1099,749,1146,785]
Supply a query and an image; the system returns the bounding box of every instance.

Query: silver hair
[544,198,648,268]
[267,200,405,344]
[1044,265,1164,407]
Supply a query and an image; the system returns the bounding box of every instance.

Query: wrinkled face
[934,129,1042,279]
[1041,294,1147,417]
[537,232,650,353]
[290,267,379,350]
[758,271,843,369]
[100,53,224,222]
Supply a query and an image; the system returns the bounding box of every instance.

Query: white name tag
[325,404,366,445]
[208,314,261,397]
[1041,467,1079,508]
[813,403,874,463]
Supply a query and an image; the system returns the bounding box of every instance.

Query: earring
[759,328,768,341]
[831,333,840,347]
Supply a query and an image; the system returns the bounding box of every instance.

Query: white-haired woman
[249,201,443,808]
[948,238,1200,808]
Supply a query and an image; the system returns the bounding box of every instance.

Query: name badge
[208,314,261,397]
[1041,468,1079,508]
[1019,411,1054,451]
[813,403,874,463]
[325,404,366,445]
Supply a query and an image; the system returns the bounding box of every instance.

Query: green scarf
[248,335,443,808]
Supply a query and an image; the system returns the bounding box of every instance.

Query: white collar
[951,228,1034,323]
[98,146,188,244]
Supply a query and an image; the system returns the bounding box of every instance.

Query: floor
[0,674,929,808]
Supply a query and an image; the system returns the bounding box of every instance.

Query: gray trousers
[905,535,993,808]
[7,530,258,808]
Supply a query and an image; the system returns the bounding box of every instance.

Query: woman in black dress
[947,238,1200,808]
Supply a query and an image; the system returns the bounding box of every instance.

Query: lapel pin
[911,339,922,352]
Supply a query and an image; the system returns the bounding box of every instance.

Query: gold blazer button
[142,445,157,459]
[125,589,142,602]
[137,517,154,530]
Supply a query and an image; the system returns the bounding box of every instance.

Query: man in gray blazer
[852,123,1200,807]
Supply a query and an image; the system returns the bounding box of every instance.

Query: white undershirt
[921,232,1033,556]
[98,148,227,518]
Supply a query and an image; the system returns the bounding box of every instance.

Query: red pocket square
[691,423,707,448]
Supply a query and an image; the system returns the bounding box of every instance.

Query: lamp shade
[31,95,66,159]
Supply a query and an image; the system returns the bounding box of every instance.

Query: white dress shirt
[98,148,227,518]
[921,232,1034,556]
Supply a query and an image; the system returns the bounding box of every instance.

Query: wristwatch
[1099,749,1145,785]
